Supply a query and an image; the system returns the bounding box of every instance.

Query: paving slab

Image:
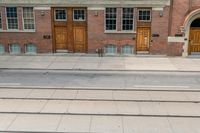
[168,117,200,133]
[123,116,174,133]
[76,90,113,100]
[41,100,70,113]
[149,91,189,101]
[27,89,55,98]
[57,115,91,132]
[15,100,47,113]
[164,102,200,116]
[0,114,17,130]
[90,116,123,133]
[0,99,22,112]
[116,101,140,115]
[0,89,32,98]
[139,102,168,115]
[51,90,77,99]
[8,114,61,132]
[113,91,151,101]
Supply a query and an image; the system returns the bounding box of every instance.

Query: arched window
[104,44,117,54]
[0,44,5,54]
[122,44,134,55]
[9,44,21,54]
[26,43,37,54]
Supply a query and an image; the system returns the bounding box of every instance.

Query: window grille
[105,44,117,54]
[6,7,18,29]
[55,9,67,21]
[122,45,133,55]
[0,13,2,29]
[122,8,134,31]
[105,8,117,30]
[138,9,151,21]
[73,9,86,21]
[23,7,35,30]
[26,44,37,53]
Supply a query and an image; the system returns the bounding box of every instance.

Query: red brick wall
[0,7,53,53]
[170,0,190,36]
[151,6,170,55]
[87,9,136,53]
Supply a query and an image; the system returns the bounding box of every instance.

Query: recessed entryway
[52,7,87,53]
[189,18,200,55]
[136,27,150,52]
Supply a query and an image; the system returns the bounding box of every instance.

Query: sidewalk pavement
[0,55,200,71]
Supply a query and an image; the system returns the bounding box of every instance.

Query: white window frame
[138,9,151,22]
[22,7,35,31]
[121,44,134,55]
[105,8,117,32]
[6,7,19,30]
[121,8,134,31]
[73,9,86,21]
[54,8,67,21]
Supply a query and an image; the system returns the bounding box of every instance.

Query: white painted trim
[105,30,136,34]
[104,8,117,32]
[168,37,185,43]
[152,7,163,11]
[34,7,51,10]
[88,7,105,10]
[73,8,86,22]
[0,30,36,33]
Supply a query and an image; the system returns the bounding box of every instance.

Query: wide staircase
[0,87,200,133]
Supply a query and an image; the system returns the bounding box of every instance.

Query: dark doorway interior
[191,18,200,27]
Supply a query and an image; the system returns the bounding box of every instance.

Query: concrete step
[1,113,200,133]
[0,88,200,102]
[0,99,200,117]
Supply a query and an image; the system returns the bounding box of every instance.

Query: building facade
[0,0,199,56]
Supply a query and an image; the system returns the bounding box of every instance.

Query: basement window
[9,44,21,54]
[26,43,37,54]
[0,44,5,54]
[104,44,117,54]
[122,44,134,55]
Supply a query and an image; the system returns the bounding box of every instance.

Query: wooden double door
[136,27,150,51]
[189,28,200,54]
[53,8,87,53]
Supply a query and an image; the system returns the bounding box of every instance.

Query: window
[104,44,117,54]
[122,44,133,55]
[23,7,35,30]
[138,9,151,21]
[26,44,37,53]
[122,8,134,31]
[105,8,117,30]
[0,44,5,54]
[0,13,2,29]
[6,7,18,29]
[55,9,67,21]
[9,44,21,54]
[73,9,86,21]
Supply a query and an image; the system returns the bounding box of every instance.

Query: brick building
[0,0,199,56]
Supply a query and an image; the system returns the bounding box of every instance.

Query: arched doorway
[182,9,200,56]
[189,18,200,55]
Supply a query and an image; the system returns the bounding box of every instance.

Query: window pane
[0,13,2,29]
[55,9,66,20]
[122,8,134,30]
[23,7,35,30]
[138,10,151,21]
[73,9,86,21]
[6,7,18,29]
[105,8,117,30]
